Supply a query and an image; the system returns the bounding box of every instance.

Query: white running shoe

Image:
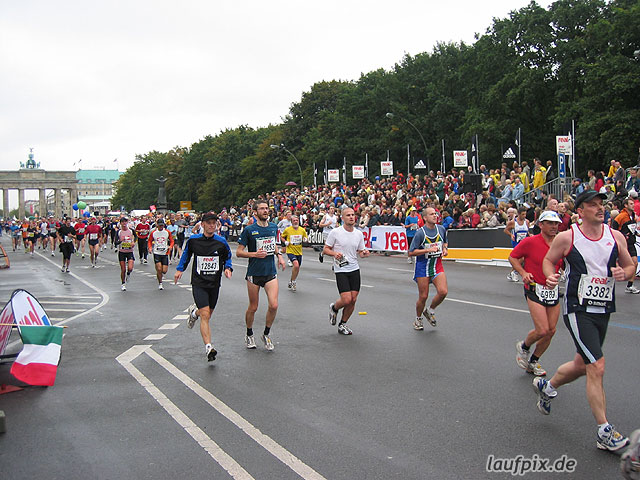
[422,308,437,327]
[288,281,292,290]
[158,283,164,290]
[625,285,640,294]
[245,334,257,349]
[121,284,126,291]
[515,340,529,370]
[527,361,547,376]
[205,344,217,362]
[338,323,353,335]
[287,259,293,267]
[597,424,629,452]
[51,251,55,256]
[291,281,296,292]
[329,303,338,325]
[413,317,424,330]
[187,304,198,329]
[620,428,640,479]
[261,334,274,351]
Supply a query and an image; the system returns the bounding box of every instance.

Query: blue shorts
[287,253,302,265]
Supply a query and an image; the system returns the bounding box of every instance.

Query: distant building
[76,168,121,214]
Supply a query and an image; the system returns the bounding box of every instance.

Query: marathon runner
[57,217,76,272]
[237,201,286,351]
[48,216,59,256]
[135,217,151,264]
[85,217,103,267]
[408,207,448,330]
[324,207,370,335]
[533,190,636,451]
[504,206,530,282]
[10,222,21,251]
[26,220,38,256]
[149,218,174,290]
[405,208,420,264]
[510,210,563,376]
[281,214,308,292]
[175,212,232,362]
[613,197,640,294]
[116,217,136,291]
[39,218,49,250]
[74,218,87,258]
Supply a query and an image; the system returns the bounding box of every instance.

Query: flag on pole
[324,160,328,185]
[470,135,479,172]
[342,157,347,185]
[10,325,64,386]
[313,162,317,187]
[515,129,521,147]
[365,154,369,179]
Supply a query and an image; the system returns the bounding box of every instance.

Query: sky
[0,0,553,180]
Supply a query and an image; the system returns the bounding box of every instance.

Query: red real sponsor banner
[359,226,408,252]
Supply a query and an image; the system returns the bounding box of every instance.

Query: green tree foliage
[116,0,640,210]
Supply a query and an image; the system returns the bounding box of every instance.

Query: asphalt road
[0,236,638,479]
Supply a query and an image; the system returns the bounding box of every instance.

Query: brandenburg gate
[0,151,78,218]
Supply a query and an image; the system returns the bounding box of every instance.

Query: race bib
[154,237,167,253]
[89,233,98,240]
[196,256,219,274]
[256,236,276,255]
[425,241,443,258]
[290,234,303,245]
[121,242,133,249]
[578,274,614,305]
[535,284,559,303]
[64,236,73,243]
[516,231,527,242]
[28,232,34,237]
[221,226,228,231]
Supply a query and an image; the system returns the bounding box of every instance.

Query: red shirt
[135,222,151,239]
[74,222,87,235]
[85,224,102,240]
[510,234,562,285]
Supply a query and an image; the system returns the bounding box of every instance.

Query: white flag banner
[352,165,365,179]
[327,169,340,183]
[381,161,393,176]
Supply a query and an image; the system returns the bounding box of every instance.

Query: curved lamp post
[270,144,303,187]
[386,112,430,173]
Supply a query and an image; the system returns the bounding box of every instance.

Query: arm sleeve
[176,237,192,272]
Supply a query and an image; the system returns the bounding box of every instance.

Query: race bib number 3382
[578,274,613,305]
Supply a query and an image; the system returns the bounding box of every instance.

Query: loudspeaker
[462,174,482,194]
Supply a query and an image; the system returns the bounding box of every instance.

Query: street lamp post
[270,144,303,187]
[386,112,430,174]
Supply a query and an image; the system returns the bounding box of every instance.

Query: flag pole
[441,139,445,174]
[407,144,410,176]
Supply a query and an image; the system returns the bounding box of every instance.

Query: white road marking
[315,277,373,288]
[42,308,87,312]
[159,323,180,330]
[445,297,529,314]
[116,346,255,480]
[146,347,327,480]
[173,314,189,320]
[387,267,414,273]
[143,334,167,341]
[40,301,99,305]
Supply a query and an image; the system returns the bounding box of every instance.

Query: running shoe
[158,283,164,290]
[65,267,70,273]
[245,334,257,349]
[92,263,95,268]
[126,271,131,283]
[620,429,640,479]
[625,286,640,294]
[329,303,338,325]
[206,344,217,362]
[532,377,556,415]
[422,308,437,327]
[527,361,547,376]
[51,251,55,256]
[318,252,323,263]
[82,254,85,259]
[288,281,292,290]
[187,303,198,329]
[413,317,424,330]
[287,259,293,267]
[515,340,529,370]
[597,424,629,452]
[261,334,274,351]
[407,256,413,264]
[291,281,296,292]
[121,284,126,291]
[61,267,65,273]
[338,323,352,335]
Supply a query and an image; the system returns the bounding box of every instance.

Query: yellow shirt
[282,226,307,256]
[533,166,547,189]
[519,172,530,192]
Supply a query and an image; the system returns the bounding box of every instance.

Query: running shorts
[524,284,560,307]
[118,252,135,262]
[627,243,637,258]
[413,258,444,281]
[89,239,100,246]
[563,311,609,364]
[287,253,302,265]
[154,254,169,266]
[245,275,277,287]
[335,270,361,293]
[192,285,220,310]
[76,235,84,241]
[59,243,74,260]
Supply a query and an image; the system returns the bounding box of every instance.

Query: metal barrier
[514,177,576,205]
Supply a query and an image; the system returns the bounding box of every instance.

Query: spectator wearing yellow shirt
[533,158,547,190]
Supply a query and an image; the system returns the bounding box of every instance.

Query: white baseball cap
[538,210,562,223]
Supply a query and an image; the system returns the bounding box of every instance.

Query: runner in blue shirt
[237,201,286,352]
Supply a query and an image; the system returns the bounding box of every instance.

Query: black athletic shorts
[628,243,637,258]
[88,240,100,246]
[59,242,74,260]
[177,233,185,248]
[524,285,560,307]
[245,274,277,287]
[76,235,84,241]
[49,232,57,238]
[118,252,135,262]
[154,254,169,266]
[564,311,610,364]
[192,285,220,310]
[335,270,361,293]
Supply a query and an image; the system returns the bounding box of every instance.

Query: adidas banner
[503,145,518,161]
[414,159,427,169]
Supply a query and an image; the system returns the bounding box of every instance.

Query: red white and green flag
[10,325,64,386]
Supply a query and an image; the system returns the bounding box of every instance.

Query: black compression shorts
[563,311,609,364]
[335,270,361,293]
[192,285,220,310]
